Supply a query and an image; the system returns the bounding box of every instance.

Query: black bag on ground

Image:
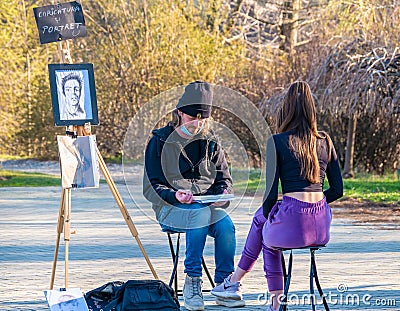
[84,281,125,310]
[114,280,180,311]
[85,280,180,311]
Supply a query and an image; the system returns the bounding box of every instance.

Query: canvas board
[57,135,99,189]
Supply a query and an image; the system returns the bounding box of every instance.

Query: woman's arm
[263,136,279,217]
[323,144,343,203]
[143,137,178,205]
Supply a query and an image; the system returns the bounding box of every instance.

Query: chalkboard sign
[33,1,87,44]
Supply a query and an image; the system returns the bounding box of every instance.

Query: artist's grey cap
[176,81,213,118]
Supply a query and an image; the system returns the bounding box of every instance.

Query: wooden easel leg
[64,188,72,288]
[50,189,66,289]
[96,148,159,280]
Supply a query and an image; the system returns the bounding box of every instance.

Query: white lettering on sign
[37,5,80,18]
[41,23,83,34]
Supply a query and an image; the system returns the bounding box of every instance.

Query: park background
[0,0,399,176]
[0,1,399,310]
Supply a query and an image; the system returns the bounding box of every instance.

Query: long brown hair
[277,81,331,183]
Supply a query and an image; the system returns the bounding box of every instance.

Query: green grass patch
[0,155,29,161]
[103,155,122,164]
[343,173,400,203]
[0,169,61,187]
[0,169,109,187]
[232,168,266,195]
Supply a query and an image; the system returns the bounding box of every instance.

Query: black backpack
[85,281,124,310]
[85,280,180,311]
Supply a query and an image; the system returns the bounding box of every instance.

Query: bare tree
[279,0,300,54]
[310,40,400,177]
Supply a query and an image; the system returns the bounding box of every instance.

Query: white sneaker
[211,275,242,300]
[183,275,204,311]
[216,297,246,307]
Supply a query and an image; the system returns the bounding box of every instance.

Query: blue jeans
[158,202,236,283]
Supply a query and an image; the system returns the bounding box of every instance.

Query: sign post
[33,1,87,44]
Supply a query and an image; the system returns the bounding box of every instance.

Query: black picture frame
[48,63,99,126]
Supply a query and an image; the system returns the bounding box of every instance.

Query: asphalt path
[0,161,399,310]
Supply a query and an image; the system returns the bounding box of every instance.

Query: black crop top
[263,131,343,217]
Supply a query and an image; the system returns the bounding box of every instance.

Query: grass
[0,154,29,161]
[0,169,108,187]
[343,173,400,203]
[0,169,61,187]
[232,168,266,195]
[103,154,122,164]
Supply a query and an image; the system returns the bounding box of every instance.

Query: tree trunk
[280,0,300,54]
[343,115,357,178]
[21,0,32,157]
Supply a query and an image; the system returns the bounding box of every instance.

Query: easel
[49,41,158,290]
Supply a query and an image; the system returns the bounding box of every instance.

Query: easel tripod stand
[50,125,158,289]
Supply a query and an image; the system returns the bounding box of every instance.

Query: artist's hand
[210,189,229,207]
[175,189,194,204]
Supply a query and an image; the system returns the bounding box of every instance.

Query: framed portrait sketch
[48,63,99,126]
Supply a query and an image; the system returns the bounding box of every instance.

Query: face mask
[180,122,205,137]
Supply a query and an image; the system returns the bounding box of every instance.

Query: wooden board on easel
[57,135,99,189]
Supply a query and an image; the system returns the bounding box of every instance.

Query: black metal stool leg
[167,232,175,289]
[281,251,288,285]
[166,232,214,296]
[309,250,316,311]
[281,251,288,311]
[201,256,215,288]
[279,250,293,311]
[167,232,181,295]
[277,246,329,311]
[310,249,330,311]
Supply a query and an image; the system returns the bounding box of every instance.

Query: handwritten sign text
[33,1,87,44]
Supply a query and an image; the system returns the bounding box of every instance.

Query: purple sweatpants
[238,196,332,291]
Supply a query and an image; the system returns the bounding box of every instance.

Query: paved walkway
[0,167,399,310]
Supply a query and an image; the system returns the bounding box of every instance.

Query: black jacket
[143,125,233,219]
